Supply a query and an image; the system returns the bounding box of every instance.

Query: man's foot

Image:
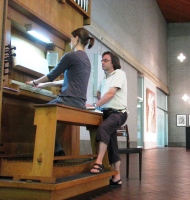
[109,179,122,188]
[54,150,66,156]
[90,163,104,174]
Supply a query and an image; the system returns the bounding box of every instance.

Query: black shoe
[109,179,122,188]
[54,150,66,156]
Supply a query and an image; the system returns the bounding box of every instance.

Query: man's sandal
[109,179,122,188]
[90,163,104,174]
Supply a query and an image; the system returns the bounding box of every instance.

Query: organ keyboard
[11,79,58,98]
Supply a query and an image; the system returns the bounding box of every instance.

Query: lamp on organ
[25,24,52,44]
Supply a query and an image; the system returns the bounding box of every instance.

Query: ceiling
[156,0,190,23]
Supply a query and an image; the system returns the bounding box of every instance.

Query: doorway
[156,89,168,147]
[137,74,144,147]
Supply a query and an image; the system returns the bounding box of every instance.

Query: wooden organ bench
[0,104,117,200]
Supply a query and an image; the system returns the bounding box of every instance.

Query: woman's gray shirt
[47,50,91,100]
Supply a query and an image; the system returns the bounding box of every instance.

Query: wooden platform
[0,171,117,200]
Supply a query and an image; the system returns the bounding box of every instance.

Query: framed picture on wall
[176,114,186,126]
[146,88,156,133]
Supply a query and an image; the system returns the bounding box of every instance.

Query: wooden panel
[0,160,32,177]
[1,103,36,143]
[3,88,56,103]
[8,0,90,41]
[0,1,8,146]
[7,6,66,49]
[60,124,80,155]
[1,101,36,155]
[0,0,8,91]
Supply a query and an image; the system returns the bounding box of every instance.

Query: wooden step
[53,154,97,161]
[0,170,117,200]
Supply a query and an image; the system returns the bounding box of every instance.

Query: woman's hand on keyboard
[35,83,50,88]
[25,81,35,86]
[36,81,63,88]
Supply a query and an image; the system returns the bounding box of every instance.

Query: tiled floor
[68,147,190,200]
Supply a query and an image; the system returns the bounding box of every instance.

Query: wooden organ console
[0,104,117,199]
[0,0,117,199]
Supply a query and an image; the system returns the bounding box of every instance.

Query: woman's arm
[36,80,63,88]
[26,75,63,88]
[25,75,49,86]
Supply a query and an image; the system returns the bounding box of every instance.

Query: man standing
[90,51,128,188]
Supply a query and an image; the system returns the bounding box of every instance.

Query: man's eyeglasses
[101,59,111,63]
